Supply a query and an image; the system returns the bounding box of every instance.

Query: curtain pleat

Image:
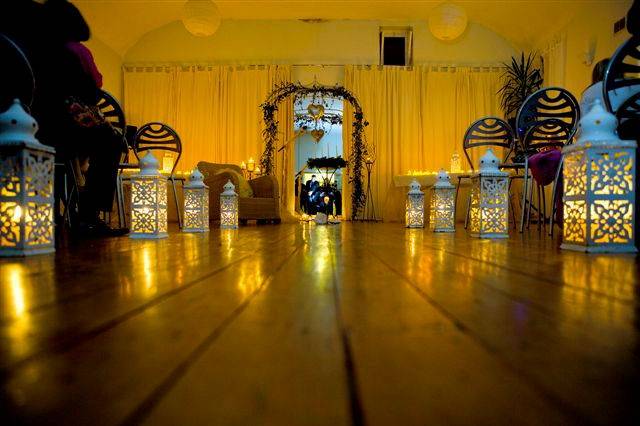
[344,65,503,222]
[123,65,291,171]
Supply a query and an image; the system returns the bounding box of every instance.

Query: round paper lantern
[428,2,468,41]
[182,0,221,37]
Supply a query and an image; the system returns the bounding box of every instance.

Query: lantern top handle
[576,99,620,145]
[222,179,237,195]
[0,99,41,147]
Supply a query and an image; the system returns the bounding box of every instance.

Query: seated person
[33,0,126,236]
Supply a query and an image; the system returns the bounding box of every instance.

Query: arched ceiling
[74,0,624,55]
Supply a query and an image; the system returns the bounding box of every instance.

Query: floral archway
[260,82,368,220]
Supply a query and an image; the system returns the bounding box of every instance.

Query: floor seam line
[119,243,302,426]
[367,247,594,426]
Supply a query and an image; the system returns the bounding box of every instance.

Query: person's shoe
[74,219,128,238]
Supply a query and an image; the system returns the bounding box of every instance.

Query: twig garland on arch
[260,82,369,219]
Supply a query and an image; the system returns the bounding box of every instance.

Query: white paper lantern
[220,179,238,229]
[428,2,468,41]
[406,179,425,228]
[129,152,168,239]
[182,0,221,37]
[183,167,209,233]
[561,100,637,253]
[430,170,456,233]
[469,149,509,238]
[0,100,55,256]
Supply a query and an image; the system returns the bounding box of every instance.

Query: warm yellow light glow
[12,205,22,222]
[162,153,174,174]
[247,158,256,172]
[240,161,246,170]
[8,264,26,317]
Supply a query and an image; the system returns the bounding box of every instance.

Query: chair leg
[455,177,462,219]
[519,160,529,233]
[549,158,563,237]
[116,173,125,229]
[464,193,472,229]
[527,178,534,230]
[541,185,547,229]
[170,177,182,228]
[536,184,542,231]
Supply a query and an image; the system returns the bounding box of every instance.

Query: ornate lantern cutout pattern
[129,152,168,239]
[430,169,456,232]
[183,167,209,233]
[406,178,425,228]
[220,179,238,229]
[562,100,637,252]
[469,149,509,238]
[0,100,55,256]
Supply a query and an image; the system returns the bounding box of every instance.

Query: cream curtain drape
[123,65,291,171]
[541,33,567,87]
[344,65,503,222]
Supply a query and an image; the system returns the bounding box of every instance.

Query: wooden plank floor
[1,223,639,425]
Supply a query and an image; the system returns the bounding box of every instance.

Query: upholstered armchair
[197,162,281,224]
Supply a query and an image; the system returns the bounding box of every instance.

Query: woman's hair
[43,0,90,42]
[592,58,610,85]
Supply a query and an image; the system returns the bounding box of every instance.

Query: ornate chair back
[0,33,35,109]
[515,87,580,143]
[462,116,515,171]
[133,122,182,176]
[522,118,573,153]
[603,35,640,119]
[97,90,126,134]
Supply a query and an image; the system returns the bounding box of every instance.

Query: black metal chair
[515,87,580,233]
[133,122,184,228]
[602,36,640,247]
[456,117,518,229]
[603,35,640,117]
[0,33,35,110]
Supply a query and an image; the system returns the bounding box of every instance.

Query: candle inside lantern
[247,158,255,172]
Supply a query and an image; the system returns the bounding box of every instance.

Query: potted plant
[497,52,544,131]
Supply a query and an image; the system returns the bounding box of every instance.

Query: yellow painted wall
[124,19,517,66]
[552,1,632,98]
[85,37,123,101]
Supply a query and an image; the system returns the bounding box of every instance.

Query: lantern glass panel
[406,193,424,228]
[430,187,455,232]
[130,177,168,238]
[220,195,238,229]
[0,147,55,255]
[184,188,209,232]
[469,175,508,238]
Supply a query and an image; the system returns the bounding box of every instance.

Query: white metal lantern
[428,2,468,41]
[182,0,221,37]
[129,152,168,239]
[406,179,425,228]
[183,167,209,233]
[0,99,55,256]
[469,149,509,238]
[220,179,238,229]
[430,169,456,233]
[561,100,637,252]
